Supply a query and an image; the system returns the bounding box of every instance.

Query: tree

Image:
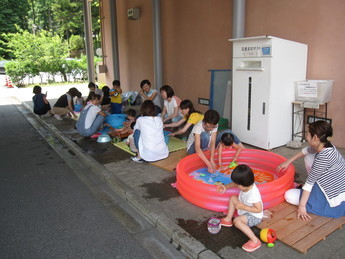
[51,0,84,39]
[28,0,55,32]
[1,28,69,82]
[0,0,30,59]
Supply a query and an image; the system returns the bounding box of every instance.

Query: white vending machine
[229,36,308,150]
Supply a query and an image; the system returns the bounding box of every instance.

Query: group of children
[32,80,264,253]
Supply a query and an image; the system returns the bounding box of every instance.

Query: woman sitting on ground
[32,85,52,117]
[163,99,203,137]
[160,85,182,124]
[139,79,162,115]
[277,120,345,219]
[76,94,106,137]
[131,100,168,163]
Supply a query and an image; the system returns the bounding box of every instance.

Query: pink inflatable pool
[176,149,294,212]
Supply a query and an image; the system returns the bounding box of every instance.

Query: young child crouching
[108,109,136,138]
[126,122,137,154]
[217,164,263,253]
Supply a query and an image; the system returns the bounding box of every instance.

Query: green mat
[112,136,187,156]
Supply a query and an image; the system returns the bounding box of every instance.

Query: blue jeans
[187,132,211,154]
[76,106,105,137]
[133,129,141,150]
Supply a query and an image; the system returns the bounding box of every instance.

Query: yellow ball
[260,228,269,243]
[260,228,277,244]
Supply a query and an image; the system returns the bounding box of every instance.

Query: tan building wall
[99,0,345,148]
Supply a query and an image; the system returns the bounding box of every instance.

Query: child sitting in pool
[108,109,136,138]
[216,131,244,171]
[218,164,263,253]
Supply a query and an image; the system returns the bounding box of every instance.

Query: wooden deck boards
[150,149,188,172]
[258,202,345,253]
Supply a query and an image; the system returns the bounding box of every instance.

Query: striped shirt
[303,145,345,207]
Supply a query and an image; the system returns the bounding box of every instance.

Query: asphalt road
[0,90,185,258]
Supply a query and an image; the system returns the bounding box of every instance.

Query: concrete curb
[20,101,220,259]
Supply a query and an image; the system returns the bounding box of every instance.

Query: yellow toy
[260,228,277,248]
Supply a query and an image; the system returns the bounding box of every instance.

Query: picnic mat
[112,136,187,156]
[258,201,345,253]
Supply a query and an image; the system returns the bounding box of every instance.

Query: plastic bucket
[105,114,127,128]
[74,104,82,112]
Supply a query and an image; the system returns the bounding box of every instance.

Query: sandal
[220,218,233,227]
[242,240,261,252]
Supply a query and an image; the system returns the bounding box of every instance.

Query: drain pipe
[232,0,245,38]
[110,0,120,80]
[152,0,162,89]
[83,0,95,82]
[229,0,245,129]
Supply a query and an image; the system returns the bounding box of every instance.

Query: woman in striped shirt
[277,121,345,219]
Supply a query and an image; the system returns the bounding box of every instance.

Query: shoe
[220,218,233,227]
[131,156,144,163]
[54,114,63,120]
[242,240,261,252]
[41,113,51,118]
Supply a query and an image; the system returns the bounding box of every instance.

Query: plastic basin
[105,114,127,128]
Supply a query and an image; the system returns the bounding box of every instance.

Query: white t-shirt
[84,103,101,129]
[142,89,161,108]
[133,116,169,162]
[186,120,218,150]
[238,184,263,219]
[164,98,178,117]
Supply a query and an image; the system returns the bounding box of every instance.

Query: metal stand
[292,102,328,142]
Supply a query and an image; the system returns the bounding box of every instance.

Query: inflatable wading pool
[176,149,295,212]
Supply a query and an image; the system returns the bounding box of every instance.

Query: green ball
[267,243,275,248]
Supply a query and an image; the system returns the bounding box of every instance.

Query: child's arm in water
[216,182,237,193]
[232,142,244,163]
[217,144,228,170]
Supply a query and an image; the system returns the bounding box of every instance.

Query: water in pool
[189,166,277,185]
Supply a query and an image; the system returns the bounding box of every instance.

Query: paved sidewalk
[5,84,345,258]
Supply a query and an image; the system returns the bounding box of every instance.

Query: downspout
[83,0,95,82]
[229,0,245,128]
[232,0,245,38]
[152,0,162,89]
[110,0,120,80]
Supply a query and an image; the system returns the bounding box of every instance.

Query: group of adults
[33,81,345,220]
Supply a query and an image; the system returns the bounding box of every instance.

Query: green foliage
[52,0,81,36]
[0,0,30,59]
[4,61,27,86]
[28,0,54,31]
[1,0,102,84]
[69,34,84,58]
[2,28,76,84]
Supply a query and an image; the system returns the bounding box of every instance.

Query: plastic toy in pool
[105,114,127,129]
[176,149,295,212]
